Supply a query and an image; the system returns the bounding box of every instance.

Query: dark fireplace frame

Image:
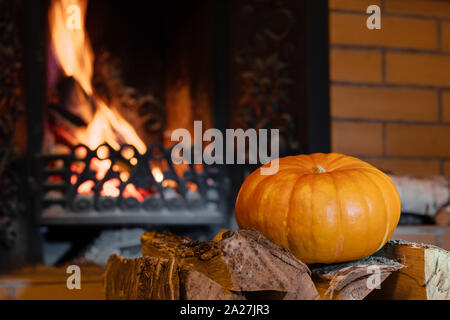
[0,0,329,269]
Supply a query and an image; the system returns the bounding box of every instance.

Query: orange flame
[49,0,93,95]
[49,0,149,199]
[48,0,147,155]
[101,179,120,198]
[78,180,95,194]
[152,167,164,183]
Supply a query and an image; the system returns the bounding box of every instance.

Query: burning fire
[49,0,146,154]
[48,0,199,201]
[152,168,164,183]
[49,0,93,96]
[49,0,147,199]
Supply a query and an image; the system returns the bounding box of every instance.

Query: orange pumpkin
[235,153,401,264]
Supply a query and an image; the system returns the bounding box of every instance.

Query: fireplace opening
[1,0,330,270]
[40,0,227,226]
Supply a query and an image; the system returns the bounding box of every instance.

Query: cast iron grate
[36,143,228,226]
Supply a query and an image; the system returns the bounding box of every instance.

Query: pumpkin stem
[312,165,326,174]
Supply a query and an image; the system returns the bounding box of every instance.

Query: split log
[140,230,319,300]
[56,76,94,125]
[310,256,404,300]
[45,76,95,149]
[369,240,450,300]
[434,210,450,227]
[104,254,179,300]
[214,230,318,299]
[140,231,233,291]
[180,269,245,300]
[104,254,242,300]
[93,51,164,144]
[389,175,450,225]
[105,229,319,300]
[107,230,449,300]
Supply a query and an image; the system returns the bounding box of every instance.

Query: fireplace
[33,0,230,226]
[0,0,330,269]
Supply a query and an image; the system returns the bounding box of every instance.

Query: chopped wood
[93,51,164,144]
[106,230,449,300]
[216,230,318,299]
[105,253,240,300]
[388,175,450,220]
[56,76,94,125]
[180,268,244,300]
[104,254,179,300]
[142,230,319,299]
[140,231,233,290]
[310,256,404,300]
[46,76,95,148]
[434,210,450,227]
[109,229,318,300]
[369,240,450,300]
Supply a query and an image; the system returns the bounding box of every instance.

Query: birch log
[371,240,450,300]
[388,175,450,225]
[310,256,404,300]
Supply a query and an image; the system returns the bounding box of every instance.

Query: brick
[391,234,437,246]
[386,124,450,157]
[330,13,437,50]
[386,52,450,87]
[362,158,441,175]
[443,22,450,52]
[331,86,438,121]
[443,91,450,122]
[441,234,450,251]
[329,0,382,11]
[385,0,450,18]
[331,49,382,83]
[332,121,383,156]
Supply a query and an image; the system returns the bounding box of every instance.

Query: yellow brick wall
[330,0,450,176]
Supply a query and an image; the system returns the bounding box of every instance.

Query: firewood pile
[104,229,449,300]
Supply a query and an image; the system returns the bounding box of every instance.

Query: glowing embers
[41,143,217,214]
[39,147,226,225]
[69,144,148,202]
[152,167,164,183]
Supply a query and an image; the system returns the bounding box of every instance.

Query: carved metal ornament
[0,0,22,249]
[38,143,227,225]
[234,0,301,156]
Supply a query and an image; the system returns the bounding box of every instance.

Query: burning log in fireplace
[45,0,151,153]
[33,0,229,226]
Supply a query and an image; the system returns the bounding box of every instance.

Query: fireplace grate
[35,143,228,226]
